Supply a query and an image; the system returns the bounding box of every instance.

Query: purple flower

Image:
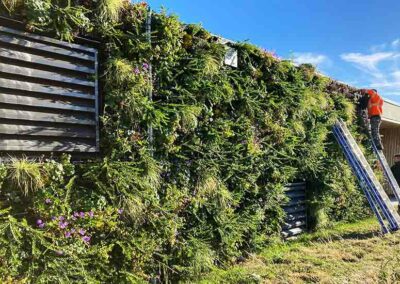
[87,211,94,218]
[73,212,79,218]
[65,231,71,238]
[59,216,65,221]
[142,62,149,70]
[71,216,77,221]
[36,219,45,228]
[82,236,91,244]
[45,198,52,205]
[78,228,86,236]
[51,216,57,221]
[70,228,76,233]
[134,67,140,75]
[79,212,85,218]
[59,221,69,229]
[117,208,124,215]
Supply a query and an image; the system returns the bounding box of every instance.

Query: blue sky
[144,0,400,103]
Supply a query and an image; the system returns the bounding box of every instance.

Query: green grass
[196,218,400,283]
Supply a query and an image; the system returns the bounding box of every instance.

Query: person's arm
[358,94,369,110]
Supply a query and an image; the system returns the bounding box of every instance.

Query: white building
[382,100,400,166]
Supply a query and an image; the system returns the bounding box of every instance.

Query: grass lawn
[196,218,400,283]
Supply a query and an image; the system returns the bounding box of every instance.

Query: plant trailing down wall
[0,0,370,282]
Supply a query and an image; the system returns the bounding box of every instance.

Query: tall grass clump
[7,157,45,195]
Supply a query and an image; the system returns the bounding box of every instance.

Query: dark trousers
[370,115,383,149]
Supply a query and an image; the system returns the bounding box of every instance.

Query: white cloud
[370,43,387,52]
[386,91,400,97]
[340,52,397,72]
[392,39,400,48]
[292,52,329,66]
[392,70,400,80]
[370,81,400,88]
[339,46,400,100]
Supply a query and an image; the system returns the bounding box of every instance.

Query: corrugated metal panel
[382,127,400,166]
[0,25,99,153]
[282,182,307,238]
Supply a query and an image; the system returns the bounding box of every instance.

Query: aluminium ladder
[333,120,400,233]
[370,137,400,203]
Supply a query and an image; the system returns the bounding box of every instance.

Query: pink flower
[59,221,69,229]
[82,236,91,244]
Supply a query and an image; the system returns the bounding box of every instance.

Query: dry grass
[197,218,400,283]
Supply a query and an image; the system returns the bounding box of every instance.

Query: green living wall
[0,0,370,282]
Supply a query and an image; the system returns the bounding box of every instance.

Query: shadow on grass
[292,218,381,245]
[339,230,380,240]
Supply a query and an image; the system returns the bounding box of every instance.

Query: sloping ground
[197,219,400,283]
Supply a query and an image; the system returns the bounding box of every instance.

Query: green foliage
[0,1,370,283]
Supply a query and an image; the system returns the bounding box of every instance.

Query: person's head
[395,154,400,163]
[367,89,378,97]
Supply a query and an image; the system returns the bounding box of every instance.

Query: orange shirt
[367,90,383,118]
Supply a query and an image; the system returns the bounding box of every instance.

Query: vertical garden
[0,0,370,282]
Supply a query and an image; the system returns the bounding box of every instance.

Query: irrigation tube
[146,7,154,155]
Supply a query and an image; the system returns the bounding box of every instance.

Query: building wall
[383,101,400,124]
[382,127,400,166]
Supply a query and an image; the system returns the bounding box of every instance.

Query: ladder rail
[333,126,390,232]
[333,125,395,231]
[336,121,400,224]
[358,117,400,202]
[334,122,400,228]
[371,140,400,202]
[333,126,392,231]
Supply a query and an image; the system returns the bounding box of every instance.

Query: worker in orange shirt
[358,89,384,150]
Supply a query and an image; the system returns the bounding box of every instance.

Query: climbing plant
[0,1,370,282]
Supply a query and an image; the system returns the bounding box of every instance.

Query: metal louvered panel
[0,26,99,153]
[282,182,307,239]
